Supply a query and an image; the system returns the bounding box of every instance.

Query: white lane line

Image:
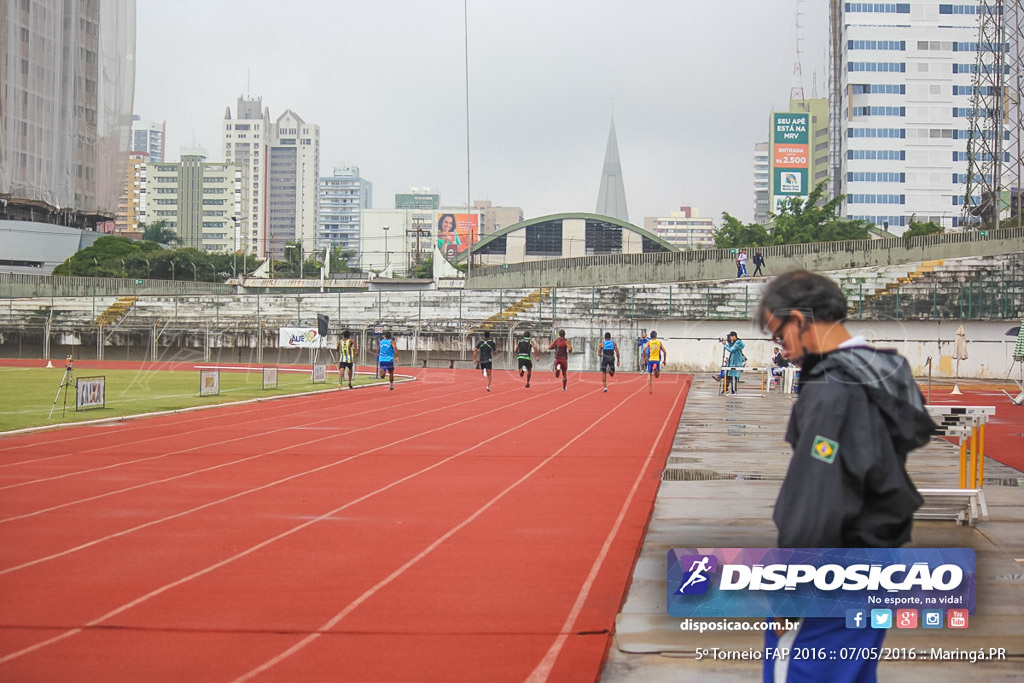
[0,384,469,487]
[231,387,643,682]
[525,377,689,682]
[0,387,485,524]
[0,386,573,665]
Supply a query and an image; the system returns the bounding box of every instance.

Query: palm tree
[141,220,180,246]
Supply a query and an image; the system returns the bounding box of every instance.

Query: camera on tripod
[65,354,73,370]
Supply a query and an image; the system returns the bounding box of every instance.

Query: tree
[769,182,871,244]
[903,220,944,239]
[713,214,771,249]
[140,220,179,246]
[52,236,162,277]
[411,256,433,279]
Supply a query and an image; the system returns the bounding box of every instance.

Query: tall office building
[130,116,165,163]
[115,152,148,234]
[753,142,770,224]
[223,97,271,257]
[835,2,986,233]
[144,150,242,253]
[0,0,135,225]
[222,98,319,259]
[318,166,372,253]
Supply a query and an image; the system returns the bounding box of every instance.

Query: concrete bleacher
[3,253,1020,339]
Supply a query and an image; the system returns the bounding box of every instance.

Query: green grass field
[0,366,384,432]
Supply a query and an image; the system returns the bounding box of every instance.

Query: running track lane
[0,368,692,682]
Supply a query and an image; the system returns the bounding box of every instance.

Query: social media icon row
[845,608,968,629]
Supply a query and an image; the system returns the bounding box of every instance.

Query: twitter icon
[870,609,893,629]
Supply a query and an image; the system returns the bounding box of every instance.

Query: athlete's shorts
[518,358,533,371]
[600,357,616,375]
[479,361,492,373]
[646,360,661,374]
[339,362,353,370]
[379,361,394,371]
[554,357,568,374]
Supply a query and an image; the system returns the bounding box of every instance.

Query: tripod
[49,356,75,419]
[717,340,729,396]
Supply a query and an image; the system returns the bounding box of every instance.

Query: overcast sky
[134,0,829,226]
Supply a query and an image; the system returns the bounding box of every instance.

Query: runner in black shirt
[474,331,499,392]
[516,332,539,388]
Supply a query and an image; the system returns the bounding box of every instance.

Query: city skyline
[134,0,830,227]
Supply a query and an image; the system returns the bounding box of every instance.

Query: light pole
[171,261,175,281]
[382,225,390,272]
[285,244,303,278]
[190,261,197,282]
[230,216,238,277]
[144,258,150,279]
[120,259,126,278]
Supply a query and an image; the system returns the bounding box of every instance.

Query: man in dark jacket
[755,270,935,682]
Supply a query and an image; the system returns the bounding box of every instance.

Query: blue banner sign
[667,548,975,618]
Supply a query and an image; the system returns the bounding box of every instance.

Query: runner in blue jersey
[377,331,399,391]
[599,332,620,393]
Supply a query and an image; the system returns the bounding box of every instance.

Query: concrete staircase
[471,288,552,333]
[95,296,138,327]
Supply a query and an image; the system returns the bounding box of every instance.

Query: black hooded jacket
[773,344,935,549]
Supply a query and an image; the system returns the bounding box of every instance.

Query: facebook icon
[845,609,866,629]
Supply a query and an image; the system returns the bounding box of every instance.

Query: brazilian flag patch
[810,435,839,464]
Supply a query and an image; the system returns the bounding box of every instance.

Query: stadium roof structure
[452,212,677,266]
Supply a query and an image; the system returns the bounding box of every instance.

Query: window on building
[524,221,563,256]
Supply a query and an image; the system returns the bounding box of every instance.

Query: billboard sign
[436,212,479,260]
[395,193,440,210]
[770,112,811,214]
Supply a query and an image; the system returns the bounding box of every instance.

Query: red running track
[0,366,691,682]
[927,386,1024,474]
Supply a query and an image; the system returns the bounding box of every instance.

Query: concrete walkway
[603,377,1024,682]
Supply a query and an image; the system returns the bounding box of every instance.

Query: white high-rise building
[223,97,271,257]
[269,110,320,260]
[143,150,242,253]
[318,166,371,254]
[222,98,320,260]
[837,2,985,234]
[130,116,165,163]
[753,142,770,225]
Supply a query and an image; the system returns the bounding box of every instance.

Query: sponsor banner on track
[667,548,975,618]
[76,376,106,410]
[312,363,327,383]
[279,327,322,348]
[199,369,220,396]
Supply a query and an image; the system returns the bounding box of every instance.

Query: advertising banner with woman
[436,212,479,260]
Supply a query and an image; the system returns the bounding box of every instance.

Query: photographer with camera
[714,332,745,394]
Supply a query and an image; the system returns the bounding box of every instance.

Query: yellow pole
[977,423,986,488]
[969,426,979,489]
[959,439,968,489]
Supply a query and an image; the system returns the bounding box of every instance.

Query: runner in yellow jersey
[337,330,359,389]
[642,331,667,395]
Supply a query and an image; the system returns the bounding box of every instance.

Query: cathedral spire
[595,118,629,222]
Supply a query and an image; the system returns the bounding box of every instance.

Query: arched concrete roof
[452,212,678,264]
